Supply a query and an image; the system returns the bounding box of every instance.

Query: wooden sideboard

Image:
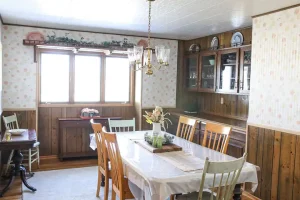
[58,117,121,160]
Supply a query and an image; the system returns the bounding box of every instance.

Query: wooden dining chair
[202,122,232,154]
[108,118,135,132]
[2,113,40,175]
[90,119,110,200]
[176,116,198,142]
[177,154,246,200]
[102,132,135,200]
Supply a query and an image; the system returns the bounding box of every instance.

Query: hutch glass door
[199,52,216,92]
[239,46,251,93]
[217,49,239,93]
[185,55,198,91]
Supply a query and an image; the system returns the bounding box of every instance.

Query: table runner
[157,151,205,172]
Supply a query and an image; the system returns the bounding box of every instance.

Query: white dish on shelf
[8,129,27,136]
[231,32,244,47]
[211,36,219,49]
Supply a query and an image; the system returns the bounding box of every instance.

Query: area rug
[23,166,112,200]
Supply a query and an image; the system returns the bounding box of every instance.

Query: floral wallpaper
[1,25,178,109]
[248,6,300,133]
[141,41,177,108]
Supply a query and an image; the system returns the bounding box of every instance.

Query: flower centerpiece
[144,132,174,148]
[143,106,172,133]
[80,108,100,119]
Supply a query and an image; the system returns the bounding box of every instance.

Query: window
[105,57,130,102]
[40,53,70,102]
[74,55,101,102]
[39,50,133,105]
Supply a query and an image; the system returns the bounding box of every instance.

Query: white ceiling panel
[0,0,299,40]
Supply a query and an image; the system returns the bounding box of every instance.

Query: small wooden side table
[0,130,37,197]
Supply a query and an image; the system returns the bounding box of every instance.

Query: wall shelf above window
[23,39,131,63]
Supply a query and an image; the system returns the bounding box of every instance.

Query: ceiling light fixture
[127,0,170,75]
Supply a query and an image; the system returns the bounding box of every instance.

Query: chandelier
[127,0,170,75]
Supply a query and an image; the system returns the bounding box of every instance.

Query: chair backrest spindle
[3,113,19,130]
[108,118,135,132]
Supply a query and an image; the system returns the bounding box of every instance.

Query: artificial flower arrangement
[143,106,172,131]
[80,108,100,118]
[144,132,174,146]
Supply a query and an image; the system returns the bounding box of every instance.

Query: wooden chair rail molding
[247,124,300,200]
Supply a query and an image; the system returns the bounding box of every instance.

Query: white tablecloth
[90,131,258,200]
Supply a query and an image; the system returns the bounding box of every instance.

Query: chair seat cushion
[176,191,215,200]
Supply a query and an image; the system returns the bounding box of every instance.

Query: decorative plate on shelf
[211,36,219,49]
[189,44,200,53]
[231,32,244,47]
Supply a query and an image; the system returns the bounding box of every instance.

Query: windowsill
[38,103,134,108]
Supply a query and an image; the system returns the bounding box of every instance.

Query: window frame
[37,48,134,107]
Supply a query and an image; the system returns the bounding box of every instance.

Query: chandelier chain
[148,0,151,48]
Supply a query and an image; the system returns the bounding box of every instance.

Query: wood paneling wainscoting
[38,106,135,156]
[247,125,300,200]
[1,110,37,132]
[198,93,249,120]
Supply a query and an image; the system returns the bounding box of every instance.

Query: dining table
[90,131,258,200]
[0,130,37,197]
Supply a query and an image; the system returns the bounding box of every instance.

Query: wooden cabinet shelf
[183,45,251,94]
[223,63,237,66]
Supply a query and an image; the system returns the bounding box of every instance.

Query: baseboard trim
[40,155,58,160]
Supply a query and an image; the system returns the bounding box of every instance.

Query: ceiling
[0,0,299,40]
